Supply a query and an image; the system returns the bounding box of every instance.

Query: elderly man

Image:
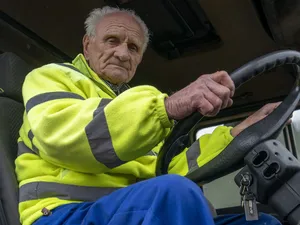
[16,6,281,225]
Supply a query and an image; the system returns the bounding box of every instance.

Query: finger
[271,102,281,109]
[206,80,231,109]
[286,114,293,125]
[203,91,222,116]
[227,98,233,108]
[263,102,281,115]
[211,71,235,97]
[196,98,215,116]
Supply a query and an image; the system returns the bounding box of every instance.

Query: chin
[107,71,129,84]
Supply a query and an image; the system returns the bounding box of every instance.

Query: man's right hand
[165,71,235,120]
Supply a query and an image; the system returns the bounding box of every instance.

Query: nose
[114,43,130,62]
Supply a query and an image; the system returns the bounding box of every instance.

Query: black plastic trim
[0,200,8,225]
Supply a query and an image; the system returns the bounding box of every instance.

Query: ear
[82,35,90,60]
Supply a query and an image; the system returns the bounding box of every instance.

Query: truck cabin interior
[1,0,300,225]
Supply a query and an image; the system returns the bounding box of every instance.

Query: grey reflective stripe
[19,182,120,202]
[26,92,85,113]
[17,142,37,156]
[145,151,156,156]
[186,141,201,170]
[85,99,126,168]
[56,63,83,74]
[28,130,39,155]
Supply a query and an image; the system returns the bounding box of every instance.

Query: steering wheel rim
[156,50,300,183]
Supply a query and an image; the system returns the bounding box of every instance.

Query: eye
[106,37,119,45]
[128,43,139,52]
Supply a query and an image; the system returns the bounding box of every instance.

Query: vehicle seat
[0,52,33,225]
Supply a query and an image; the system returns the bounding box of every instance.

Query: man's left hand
[231,102,291,137]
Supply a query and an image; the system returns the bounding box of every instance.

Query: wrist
[165,97,176,120]
[157,94,174,128]
[230,126,242,137]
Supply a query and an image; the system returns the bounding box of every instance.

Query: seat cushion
[0,52,33,225]
[0,52,32,103]
[0,97,24,225]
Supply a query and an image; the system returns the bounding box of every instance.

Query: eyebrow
[103,32,142,48]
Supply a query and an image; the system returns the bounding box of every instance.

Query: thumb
[211,71,235,97]
[210,71,227,82]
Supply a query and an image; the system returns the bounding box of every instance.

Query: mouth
[110,64,128,71]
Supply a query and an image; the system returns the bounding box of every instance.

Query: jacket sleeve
[23,64,173,174]
[167,126,234,176]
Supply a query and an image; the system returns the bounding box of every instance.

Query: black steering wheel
[156,50,300,184]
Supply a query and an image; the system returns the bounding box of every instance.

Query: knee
[150,175,210,212]
[154,174,201,194]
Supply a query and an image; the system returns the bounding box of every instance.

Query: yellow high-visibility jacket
[16,54,233,225]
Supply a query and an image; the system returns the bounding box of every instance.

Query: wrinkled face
[83,12,145,85]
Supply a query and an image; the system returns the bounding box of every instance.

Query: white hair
[84,6,150,52]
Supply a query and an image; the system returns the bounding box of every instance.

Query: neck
[103,79,130,95]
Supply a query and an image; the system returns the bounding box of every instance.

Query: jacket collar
[72,54,130,96]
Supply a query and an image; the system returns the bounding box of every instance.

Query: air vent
[105,0,221,59]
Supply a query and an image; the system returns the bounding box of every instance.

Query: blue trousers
[34,175,281,225]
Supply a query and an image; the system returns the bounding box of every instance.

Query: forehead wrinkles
[108,25,142,43]
[97,16,144,44]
